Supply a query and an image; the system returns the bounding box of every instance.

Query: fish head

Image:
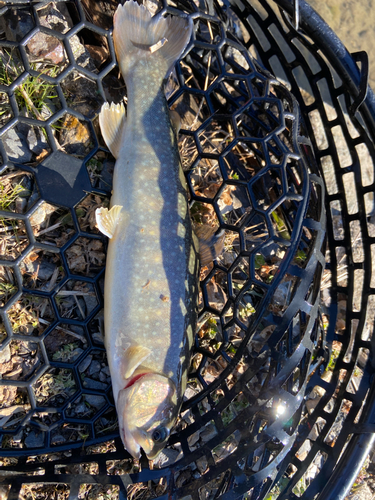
[117,373,178,459]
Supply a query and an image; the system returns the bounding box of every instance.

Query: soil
[308,0,375,89]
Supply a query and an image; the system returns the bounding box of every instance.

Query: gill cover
[117,373,178,459]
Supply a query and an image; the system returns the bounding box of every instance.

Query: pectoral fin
[123,345,152,379]
[99,102,126,159]
[196,225,225,266]
[95,205,123,239]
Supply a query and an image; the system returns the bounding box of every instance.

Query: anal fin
[122,345,151,380]
[196,225,225,266]
[95,205,123,239]
[99,102,126,159]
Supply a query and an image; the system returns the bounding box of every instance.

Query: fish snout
[133,426,171,460]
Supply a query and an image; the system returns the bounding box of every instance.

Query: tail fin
[113,1,192,79]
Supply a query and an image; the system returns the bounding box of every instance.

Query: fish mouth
[122,426,141,459]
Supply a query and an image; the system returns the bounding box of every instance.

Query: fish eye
[152,427,168,443]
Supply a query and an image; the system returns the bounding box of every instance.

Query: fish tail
[113,0,192,80]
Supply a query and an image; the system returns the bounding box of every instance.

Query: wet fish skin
[96,1,197,459]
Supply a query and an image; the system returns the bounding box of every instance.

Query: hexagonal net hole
[2,123,52,165]
[21,248,65,291]
[198,115,235,154]
[221,43,252,75]
[196,316,224,356]
[63,69,103,116]
[194,17,223,46]
[36,2,75,35]
[55,280,98,321]
[65,236,105,277]
[54,112,95,158]
[1,339,45,382]
[85,152,114,190]
[0,167,40,214]
[76,193,110,234]
[0,385,30,435]
[236,283,266,328]
[15,67,63,121]
[191,200,219,229]
[170,92,211,132]
[26,32,67,67]
[224,141,266,178]
[33,367,77,407]
[94,406,117,437]
[44,323,88,364]
[32,202,76,248]
[7,295,55,337]
[73,27,112,71]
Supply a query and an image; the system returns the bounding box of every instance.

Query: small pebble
[75,403,86,414]
[70,347,84,362]
[84,394,104,409]
[200,423,217,443]
[0,345,11,364]
[187,430,200,448]
[51,434,65,444]
[196,456,208,473]
[78,354,92,373]
[92,332,104,344]
[101,366,110,376]
[152,448,181,468]
[15,197,27,213]
[83,378,107,391]
[88,360,101,377]
[25,431,44,448]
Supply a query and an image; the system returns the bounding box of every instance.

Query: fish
[95,1,199,459]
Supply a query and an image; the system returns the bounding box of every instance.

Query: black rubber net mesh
[0,0,373,499]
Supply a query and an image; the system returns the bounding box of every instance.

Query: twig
[74,294,85,319]
[34,221,63,237]
[18,85,43,121]
[0,171,33,182]
[38,318,87,343]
